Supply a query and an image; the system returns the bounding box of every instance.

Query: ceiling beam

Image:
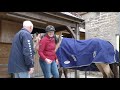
[7,12,77,27]
[43,12,83,23]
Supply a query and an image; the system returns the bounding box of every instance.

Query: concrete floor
[34,71,103,78]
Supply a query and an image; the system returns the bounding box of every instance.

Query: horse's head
[55,34,63,43]
[55,34,63,52]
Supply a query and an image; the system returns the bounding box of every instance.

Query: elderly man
[8,20,34,78]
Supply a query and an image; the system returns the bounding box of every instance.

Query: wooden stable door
[0,43,11,78]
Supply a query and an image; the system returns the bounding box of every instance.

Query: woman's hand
[56,59,59,65]
[45,58,52,64]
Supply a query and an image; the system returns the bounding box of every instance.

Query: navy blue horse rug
[56,38,119,71]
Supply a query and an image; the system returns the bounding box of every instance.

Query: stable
[0,12,84,78]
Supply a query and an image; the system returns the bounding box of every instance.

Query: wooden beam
[55,26,76,38]
[6,13,47,24]
[74,23,80,78]
[43,12,83,23]
[7,12,76,27]
[66,26,76,39]
[61,31,70,34]
[56,26,76,38]
[0,20,1,42]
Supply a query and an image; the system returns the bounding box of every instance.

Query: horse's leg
[95,63,107,78]
[58,67,63,78]
[100,63,114,78]
[63,68,68,78]
[110,63,119,78]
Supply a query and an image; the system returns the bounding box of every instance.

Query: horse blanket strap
[56,38,119,70]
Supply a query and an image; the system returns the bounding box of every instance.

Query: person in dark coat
[8,20,34,78]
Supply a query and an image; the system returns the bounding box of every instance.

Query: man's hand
[45,58,52,64]
[28,68,34,74]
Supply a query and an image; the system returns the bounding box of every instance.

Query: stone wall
[81,12,119,48]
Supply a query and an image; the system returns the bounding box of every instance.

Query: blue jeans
[14,72,30,78]
[39,58,59,78]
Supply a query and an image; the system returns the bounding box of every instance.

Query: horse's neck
[55,37,63,52]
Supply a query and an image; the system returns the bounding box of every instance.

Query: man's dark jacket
[8,28,34,73]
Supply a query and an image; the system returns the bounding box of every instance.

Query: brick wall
[81,12,119,48]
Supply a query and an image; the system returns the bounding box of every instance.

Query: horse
[55,36,119,78]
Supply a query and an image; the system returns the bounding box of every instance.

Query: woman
[38,25,59,78]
